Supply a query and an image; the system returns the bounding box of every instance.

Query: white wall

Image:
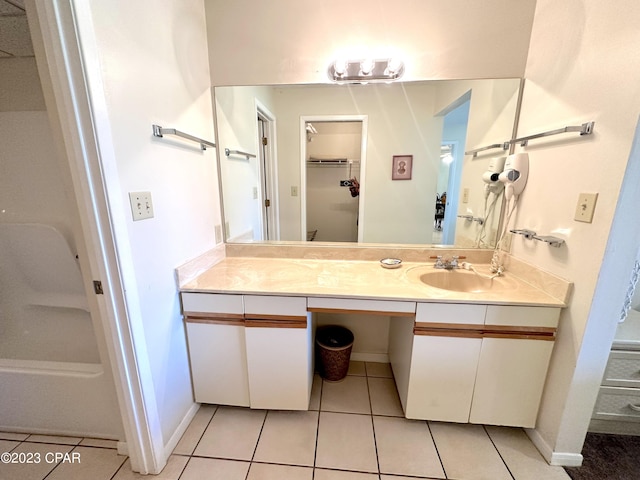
[204,0,536,85]
[72,0,221,447]
[510,0,640,463]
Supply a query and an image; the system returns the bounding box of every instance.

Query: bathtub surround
[0,57,123,438]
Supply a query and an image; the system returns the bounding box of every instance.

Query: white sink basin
[409,267,515,293]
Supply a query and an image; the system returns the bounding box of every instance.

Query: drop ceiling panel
[0,0,23,15]
[0,14,33,57]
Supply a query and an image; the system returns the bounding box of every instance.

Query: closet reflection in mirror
[214,78,521,247]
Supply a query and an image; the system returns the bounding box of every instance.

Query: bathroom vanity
[178,245,570,429]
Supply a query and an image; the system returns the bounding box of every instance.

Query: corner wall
[511,0,640,463]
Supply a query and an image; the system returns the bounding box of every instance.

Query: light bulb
[360,59,374,76]
[387,58,403,74]
[334,59,347,76]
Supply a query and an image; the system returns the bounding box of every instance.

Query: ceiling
[0,0,33,57]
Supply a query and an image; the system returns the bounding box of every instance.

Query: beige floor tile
[112,455,188,479]
[368,377,404,417]
[429,422,512,480]
[193,406,265,460]
[0,442,74,480]
[253,410,318,466]
[25,434,82,445]
[374,416,445,478]
[173,404,217,455]
[0,439,20,452]
[79,438,118,449]
[46,446,126,480]
[0,432,29,441]
[365,362,393,378]
[348,360,366,376]
[180,457,249,480]
[321,376,371,414]
[247,463,313,480]
[309,374,322,411]
[315,469,379,479]
[486,426,571,480]
[316,412,378,473]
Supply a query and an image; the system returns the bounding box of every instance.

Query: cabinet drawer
[485,306,560,328]
[593,386,640,422]
[308,297,415,316]
[244,295,307,318]
[602,351,640,387]
[182,292,243,315]
[416,303,486,325]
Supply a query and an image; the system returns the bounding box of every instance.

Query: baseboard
[163,402,199,458]
[350,352,389,363]
[117,442,128,456]
[525,428,584,467]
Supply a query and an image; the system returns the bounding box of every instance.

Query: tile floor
[0,361,571,480]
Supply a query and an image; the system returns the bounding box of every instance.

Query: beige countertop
[180,256,567,307]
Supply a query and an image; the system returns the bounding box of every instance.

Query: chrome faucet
[431,255,464,269]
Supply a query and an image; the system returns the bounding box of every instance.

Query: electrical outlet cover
[129,191,154,221]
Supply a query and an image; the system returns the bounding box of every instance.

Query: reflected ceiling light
[328,58,405,84]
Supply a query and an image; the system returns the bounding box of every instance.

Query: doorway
[300,116,368,242]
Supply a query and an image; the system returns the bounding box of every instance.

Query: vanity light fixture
[328,58,405,84]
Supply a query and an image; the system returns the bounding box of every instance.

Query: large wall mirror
[214,78,521,248]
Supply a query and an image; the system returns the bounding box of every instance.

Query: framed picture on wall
[392,155,413,180]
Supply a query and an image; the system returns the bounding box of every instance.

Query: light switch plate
[462,188,470,204]
[129,191,154,221]
[291,186,298,197]
[574,192,598,223]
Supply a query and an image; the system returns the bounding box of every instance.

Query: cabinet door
[406,303,486,422]
[469,337,554,427]
[182,293,250,406]
[244,296,313,410]
[406,334,482,422]
[185,319,250,406]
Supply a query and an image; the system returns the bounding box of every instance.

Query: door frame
[255,100,280,240]
[299,115,368,242]
[27,0,162,473]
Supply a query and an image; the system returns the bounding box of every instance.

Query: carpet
[564,433,640,480]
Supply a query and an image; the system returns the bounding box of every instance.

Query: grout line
[188,405,219,456]
[245,409,268,480]
[483,425,516,480]
[312,376,324,480]
[426,421,449,479]
[366,373,382,476]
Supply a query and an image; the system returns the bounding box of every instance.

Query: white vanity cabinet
[182,293,250,406]
[182,293,313,410]
[244,295,313,410]
[390,303,560,428]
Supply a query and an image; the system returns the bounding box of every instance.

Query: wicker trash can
[316,325,354,382]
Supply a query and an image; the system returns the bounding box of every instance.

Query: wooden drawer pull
[628,403,640,412]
